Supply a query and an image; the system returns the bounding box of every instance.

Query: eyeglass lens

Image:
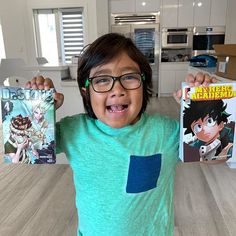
[91,73,142,92]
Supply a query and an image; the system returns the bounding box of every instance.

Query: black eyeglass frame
[85,73,145,93]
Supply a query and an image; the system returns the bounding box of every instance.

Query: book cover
[0,86,56,164]
[179,82,236,167]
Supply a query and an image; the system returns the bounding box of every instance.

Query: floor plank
[147,97,180,120]
[0,165,77,236]
[174,163,234,236]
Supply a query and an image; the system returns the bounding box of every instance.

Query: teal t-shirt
[56,112,180,236]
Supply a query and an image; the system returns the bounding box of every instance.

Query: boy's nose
[110,80,125,96]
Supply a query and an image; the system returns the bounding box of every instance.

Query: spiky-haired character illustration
[4,114,37,163]
[183,100,234,161]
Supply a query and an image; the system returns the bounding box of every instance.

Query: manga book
[0,86,56,164]
[179,82,236,168]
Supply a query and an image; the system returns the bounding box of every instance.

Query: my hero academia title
[1,87,52,101]
[189,85,236,100]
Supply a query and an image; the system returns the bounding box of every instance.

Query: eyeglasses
[85,73,145,93]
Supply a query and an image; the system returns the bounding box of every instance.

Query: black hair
[183,100,231,135]
[77,33,152,119]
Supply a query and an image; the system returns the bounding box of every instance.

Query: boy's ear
[81,87,86,95]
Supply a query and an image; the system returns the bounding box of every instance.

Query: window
[61,9,84,63]
[34,10,58,64]
[33,8,84,64]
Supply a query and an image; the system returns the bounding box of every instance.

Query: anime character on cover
[4,114,36,163]
[1,87,55,164]
[29,102,50,156]
[183,99,235,162]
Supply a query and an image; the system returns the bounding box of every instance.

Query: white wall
[0,0,29,62]
[225,0,236,43]
[0,0,109,65]
[96,0,109,37]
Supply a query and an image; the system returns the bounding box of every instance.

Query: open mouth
[106,104,129,113]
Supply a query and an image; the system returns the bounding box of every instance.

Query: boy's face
[191,115,224,144]
[87,52,143,128]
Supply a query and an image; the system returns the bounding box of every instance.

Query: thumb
[53,92,64,110]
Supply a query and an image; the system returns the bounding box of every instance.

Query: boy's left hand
[173,72,217,104]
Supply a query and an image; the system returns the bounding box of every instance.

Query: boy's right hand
[173,72,217,104]
[26,76,64,110]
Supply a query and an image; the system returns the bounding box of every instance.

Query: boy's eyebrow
[91,69,111,77]
[91,66,140,77]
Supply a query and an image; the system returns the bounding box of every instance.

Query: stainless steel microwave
[161,28,193,49]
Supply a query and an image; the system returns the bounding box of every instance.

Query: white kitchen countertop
[24,63,69,72]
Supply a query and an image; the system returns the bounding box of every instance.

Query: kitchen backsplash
[161,48,192,62]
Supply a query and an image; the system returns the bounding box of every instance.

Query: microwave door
[167,33,188,45]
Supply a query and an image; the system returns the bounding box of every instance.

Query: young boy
[27,33,215,236]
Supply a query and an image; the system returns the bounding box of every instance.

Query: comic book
[0,86,56,164]
[179,82,236,168]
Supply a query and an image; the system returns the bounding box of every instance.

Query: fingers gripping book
[0,86,56,164]
[179,82,236,168]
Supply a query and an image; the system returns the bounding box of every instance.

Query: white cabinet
[175,70,188,90]
[178,0,194,27]
[136,0,161,12]
[161,0,227,28]
[194,0,211,27]
[109,0,135,13]
[109,0,160,13]
[194,0,227,26]
[210,0,227,26]
[160,69,176,94]
[159,63,188,96]
[161,0,178,27]
[161,0,194,27]
[96,0,109,36]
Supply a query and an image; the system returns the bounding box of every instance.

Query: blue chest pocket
[126,154,162,194]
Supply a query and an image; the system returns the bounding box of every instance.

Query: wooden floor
[1,97,236,236]
[0,164,77,236]
[147,96,180,120]
[174,163,236,236]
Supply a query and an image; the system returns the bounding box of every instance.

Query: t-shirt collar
[94,113,146,136]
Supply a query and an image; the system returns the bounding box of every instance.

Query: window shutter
[61,9,84,63]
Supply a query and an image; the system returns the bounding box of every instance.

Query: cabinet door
[175,70,188,90]
[135,0,160,13]
[161,0,178,28]
[178,0,194,27]
[210,0,227,26]
[109,0,135,13]
[194,0,211,26]
[160,69,176,95]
